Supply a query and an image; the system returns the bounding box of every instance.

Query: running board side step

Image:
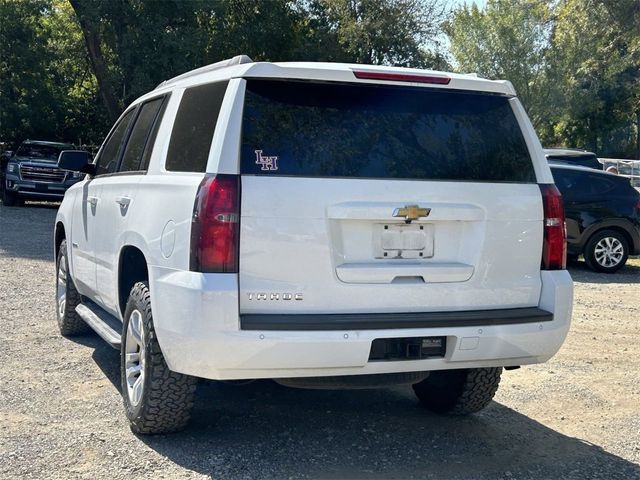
[75,303,121,349]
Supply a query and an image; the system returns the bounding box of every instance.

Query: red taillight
[539,184,567,270]
[190,174,240,273]
[352,70,451,85]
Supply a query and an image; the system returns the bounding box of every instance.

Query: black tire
[1,187,20,207]
[584,229,629,273]
[412,367,502,415]
[56,239,91,335]
[121,282,197,434]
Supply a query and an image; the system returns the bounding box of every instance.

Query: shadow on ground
[75,335,640,480]
[569,258,640,284]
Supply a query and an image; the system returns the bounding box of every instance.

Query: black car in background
[550,163,640,272]
[1,140,83,206]
[545,148,602,170]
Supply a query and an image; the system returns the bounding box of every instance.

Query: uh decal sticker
[255,150,279,171]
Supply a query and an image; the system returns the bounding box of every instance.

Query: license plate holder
[373,223,434,259]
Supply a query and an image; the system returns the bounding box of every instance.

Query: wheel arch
[582,223,634,255]
[118,245,149,318]
[54,221,66,260]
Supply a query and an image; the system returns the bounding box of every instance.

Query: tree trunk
[69,0,120,123]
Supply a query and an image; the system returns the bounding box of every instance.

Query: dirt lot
[0,202,639,480]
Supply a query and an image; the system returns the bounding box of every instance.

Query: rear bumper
[150,267,573,381]
[240,307,553,331]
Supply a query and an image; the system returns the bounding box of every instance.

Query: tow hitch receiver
[369,336,446,361]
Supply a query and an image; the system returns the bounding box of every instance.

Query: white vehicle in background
[54,56,573,434]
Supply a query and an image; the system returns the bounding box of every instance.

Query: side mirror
[58,150,96,176]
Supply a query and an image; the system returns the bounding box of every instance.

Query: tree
[4,0,450,146]
[305,0,449,68]
[0,0,60,145]
[447,0,639,158]
[446,0,553,126]
[68,0,120,123]
[550,0,639,156]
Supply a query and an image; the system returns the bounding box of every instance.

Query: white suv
[54,56,573,434]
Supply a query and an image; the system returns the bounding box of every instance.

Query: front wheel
[413,367,502,415]
[56,239,90,335]
[584,229,628,273]
[121,282,197,434]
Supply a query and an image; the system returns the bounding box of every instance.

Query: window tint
[241,80,535,182]
[166,81,229,172]
[553,168,621,197]
[120,97,165,172]
[96,109,135,176]
[586,174,618,195]
[140,95,169,171]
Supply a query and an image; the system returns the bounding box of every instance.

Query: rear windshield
[241,80,535,182]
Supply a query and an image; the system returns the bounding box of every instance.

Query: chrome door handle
[115,196,131,206]
[87,196,98,206]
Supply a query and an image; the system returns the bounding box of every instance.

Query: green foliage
[2,0,638,158]
[0,0,108,146]
[1,0,447,145]
[447,0,639,158]
[446,0,552,124]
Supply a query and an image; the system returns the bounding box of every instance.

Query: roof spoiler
[156,55,253,89]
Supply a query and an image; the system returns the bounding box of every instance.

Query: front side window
[165,81,229,172]
[241,80,536,183]
[96,109,135,176]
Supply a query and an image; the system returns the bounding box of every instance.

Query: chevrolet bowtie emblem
[393,205,431,223]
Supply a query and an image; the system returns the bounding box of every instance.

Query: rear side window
[241,80,535,182]
[166,81,229,172]
[585,173,619,195]
[120,97,165,172]
[553,169,622,197]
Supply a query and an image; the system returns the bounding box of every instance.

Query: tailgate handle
[336,262,474,284]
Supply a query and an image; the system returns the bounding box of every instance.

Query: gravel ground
[0,202,639,480]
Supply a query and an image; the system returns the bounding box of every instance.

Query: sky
[446,0,487,9]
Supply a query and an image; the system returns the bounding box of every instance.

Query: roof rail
[156,54,253,89]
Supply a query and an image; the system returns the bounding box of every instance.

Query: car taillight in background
[190,174,240,273]
[539,184,567,270]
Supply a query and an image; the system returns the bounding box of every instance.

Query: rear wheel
[56,239,90,335]
[412,367,502,415]
[121,282,197,434]
[584,229,628,273]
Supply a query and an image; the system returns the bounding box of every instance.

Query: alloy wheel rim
[56,258,67,319]
[594,237,624,268]
[125,310,145,406]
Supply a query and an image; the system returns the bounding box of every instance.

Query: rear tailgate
[238,79,543,316]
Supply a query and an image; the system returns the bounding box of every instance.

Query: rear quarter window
[165,81,229,172]
[241,80,535,183]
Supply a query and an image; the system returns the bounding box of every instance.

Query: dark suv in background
[550,162,640,272]
[1,140,84,206]
[545,148,602,170]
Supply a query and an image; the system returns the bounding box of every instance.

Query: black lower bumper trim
[240,307,553,331]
